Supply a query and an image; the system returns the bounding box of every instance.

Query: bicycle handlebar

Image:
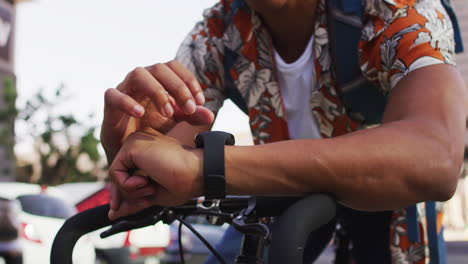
[51,204,111,264]
[51,195,335,264]
[269,194,336,264]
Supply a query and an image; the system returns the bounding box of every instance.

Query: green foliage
[0,76,17,118]
[16,84,105,185]
[0,75,16,160]
[59,115,77,127]
[0,127,11,147]
[4,77,16,109]
[40,131,52,144]
[80,128,100,162]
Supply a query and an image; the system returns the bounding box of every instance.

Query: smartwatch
[194,131,235,200]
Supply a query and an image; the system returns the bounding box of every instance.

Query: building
[0,0,15,182]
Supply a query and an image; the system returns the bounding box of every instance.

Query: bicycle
[51,193,336,264]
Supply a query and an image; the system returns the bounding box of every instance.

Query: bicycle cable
[178,218,185,264]
[174,215,226,264]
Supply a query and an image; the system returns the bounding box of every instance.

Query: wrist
[194,131,235,199]
[187,147,204,198]
[100,136,119,164]
[100,125,124,164]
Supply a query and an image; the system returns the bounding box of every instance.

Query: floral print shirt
[175,0,455,263]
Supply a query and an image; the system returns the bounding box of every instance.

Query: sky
[14,0,253,154]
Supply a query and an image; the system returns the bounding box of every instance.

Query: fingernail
[133,105,144,117]
[184,99,196,114]
[195,92,205,105]
[163,103,173,117]
[136,183,147,189]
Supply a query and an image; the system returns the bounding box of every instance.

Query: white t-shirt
[273,36,322,140]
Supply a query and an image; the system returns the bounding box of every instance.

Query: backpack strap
[327,0,388,125]
[441,0,464,53]
[425,201,448,264]
[406,205,420,243]
[407,202,447,264]
[335,0,363,17]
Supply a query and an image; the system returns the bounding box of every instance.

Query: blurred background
[0,0,467,263]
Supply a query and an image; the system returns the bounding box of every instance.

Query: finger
[146,63,196,115]
[109,183,121,211]
[173,105,215,126]
[169,94,176,107]
[121,185,158,200]
[109,151,135,191]
[103,88,145,127]
[166,60,205,105]
[121,174,150,192]
[150,185,186,207]
[124,67,174,118]
[109,197,155,220]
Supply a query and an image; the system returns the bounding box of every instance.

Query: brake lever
[232,197,271,239]
[100,208,168,238]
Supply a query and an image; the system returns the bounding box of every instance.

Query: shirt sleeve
[359,0,456,92]
[175,3,227,114]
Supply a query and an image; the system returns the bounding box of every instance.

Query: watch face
[194,133,204,148]
[194,131,236,147]
[226,134,235,146]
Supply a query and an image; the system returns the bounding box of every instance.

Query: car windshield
[17,194,76,219]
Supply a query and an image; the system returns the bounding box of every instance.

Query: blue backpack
[328,1,463,263]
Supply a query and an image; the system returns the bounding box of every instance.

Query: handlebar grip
[268,194,336,264]
[254,196,302,216]
[51,204,112,264]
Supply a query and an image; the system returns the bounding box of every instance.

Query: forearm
[223,65,467,211]
[224,119,463,211]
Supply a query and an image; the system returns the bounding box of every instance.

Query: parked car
[56,182,131,264]
[57,182,170,264]
[161,216,227,264]
[0,183,58,201]
[16,194,96,264]
[0,197,22,264]
[0,183,96,264]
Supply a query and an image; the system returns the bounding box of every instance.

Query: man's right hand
[101,60,215,163]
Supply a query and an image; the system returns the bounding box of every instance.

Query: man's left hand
[107,128,203,220]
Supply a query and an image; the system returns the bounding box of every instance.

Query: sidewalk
[447,241,468,264]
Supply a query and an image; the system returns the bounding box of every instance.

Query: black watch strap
[194,131,235,200]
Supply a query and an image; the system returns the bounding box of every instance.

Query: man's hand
[101,60,214,163]
[107,128,203,220]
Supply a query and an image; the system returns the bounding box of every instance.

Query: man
[101,0,467,262]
